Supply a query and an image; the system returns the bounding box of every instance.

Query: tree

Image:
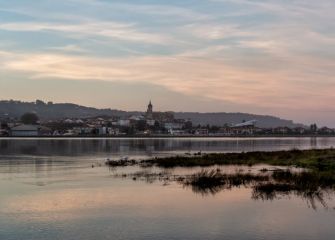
[183,120,193,130]
[210,125,220,133]
[153,121,161,131]
[21,112,39,125]
[36,99,46,106]
[0,122,8,129]
[127,126,135,135]
[136,120,147,131]
[310,123,318,133]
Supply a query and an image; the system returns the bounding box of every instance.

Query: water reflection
[1,139,335,240]
[112,167,335,210]
[1,137,335,157]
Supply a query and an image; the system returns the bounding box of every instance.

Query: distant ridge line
[0,100,303,128]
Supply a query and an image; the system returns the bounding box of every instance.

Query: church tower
[146,100,153,119]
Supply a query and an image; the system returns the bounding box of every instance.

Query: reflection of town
[1,101,334,137]
[0,137,333,159]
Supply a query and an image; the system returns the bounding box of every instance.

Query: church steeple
[146,100,153,119]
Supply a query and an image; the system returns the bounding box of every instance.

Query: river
[0,137,334,240]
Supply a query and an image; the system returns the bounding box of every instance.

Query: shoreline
[1,134,335,139]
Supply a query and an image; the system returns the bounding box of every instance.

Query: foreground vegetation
[107,148,335,208]
[185,169,335,204]
[140,148,335,171]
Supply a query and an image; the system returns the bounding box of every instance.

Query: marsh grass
[108,148,335,209]
[141,149,335,171]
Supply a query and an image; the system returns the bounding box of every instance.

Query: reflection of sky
[1,1,335,126]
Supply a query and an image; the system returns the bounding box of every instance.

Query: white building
[168,129,186,135]
[195,129,209,135]
[129,115,145,121]
[98,127,107,135]
[107,128,120,135]
[75,119,84,124]
[64,119,74,124]
[118,119,130,127]
[146,119,156,126]
[164,122,184,130]
[233,120,257,128]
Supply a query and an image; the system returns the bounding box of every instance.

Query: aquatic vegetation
[182,169,269,195]
[141,148,335,170]
[108,148,335,209]
[252,169,335,209]
[104,149,335,172]
[113,170,174,184]
[185,169,335,209]
[105,159,137,167]
[111,167,335,209]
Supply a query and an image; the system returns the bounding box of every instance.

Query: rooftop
[11,125,40,131]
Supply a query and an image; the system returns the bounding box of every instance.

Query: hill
[0,100,303,128]
[175,112,301,128]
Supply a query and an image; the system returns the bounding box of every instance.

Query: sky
[0,0,334,126]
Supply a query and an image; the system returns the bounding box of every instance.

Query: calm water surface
[1,137,335,240]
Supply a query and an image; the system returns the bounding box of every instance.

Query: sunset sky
[0,0,334,126]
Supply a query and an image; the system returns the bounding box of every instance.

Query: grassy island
[141,148,335,171]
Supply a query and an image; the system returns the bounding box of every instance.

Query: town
[0,101,334,137]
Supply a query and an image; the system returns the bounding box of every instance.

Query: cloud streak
[1,50,334,112]
[0,21,173,44]
[0,0,335,124]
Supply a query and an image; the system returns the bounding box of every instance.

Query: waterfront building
[118,119,130,127]
[293,127,307,134]
[195,128,209,135]
[273,127,291,134]
[318,127,334,134]
[164,122,184,130]
[168,129,186,135]
[11,125,40,137]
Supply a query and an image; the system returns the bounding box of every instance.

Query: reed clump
[105,159,137,167]
[182,169,269,195]
[181,168,335,208]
